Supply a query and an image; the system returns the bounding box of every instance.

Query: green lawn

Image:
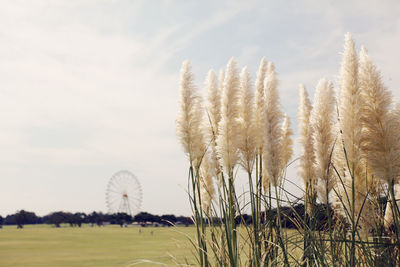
[0,224,196,267]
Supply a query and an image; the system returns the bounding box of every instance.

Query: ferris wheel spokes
[106,170,142,216]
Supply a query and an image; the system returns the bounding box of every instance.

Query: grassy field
[0,224,196,267]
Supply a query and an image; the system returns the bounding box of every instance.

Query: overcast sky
[0,0,399,216]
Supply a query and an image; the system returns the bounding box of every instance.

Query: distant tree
[110,213,132,227]
[5,210,39,228]
[62,212,86,227]
[15,211,26,228]
[133,212,160,225]
[0,215,3,228]
[71,212,86,227]
[161,214,177,226]
[45,212,68,227]
[86,212,106,226]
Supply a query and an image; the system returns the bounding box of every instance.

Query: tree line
[0,211,193,228]
[0,202,357,230]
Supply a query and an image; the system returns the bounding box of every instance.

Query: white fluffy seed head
[216,57,242,175]
[238,66,257,173]
[262,62,283,187]
[335,34,370,225]
[298,85,316,189]
[280,114,293,169]
[199,151,216,213]
[176,60,206,168]
[310,78,336,202]
[338,33,364,178]
[253,57,268,151]
[204,69,220,138]
[202,69,223,179]
[359,46,400,185]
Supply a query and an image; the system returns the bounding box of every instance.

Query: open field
[0,224,196,267]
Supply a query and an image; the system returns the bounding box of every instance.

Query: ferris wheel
[106,170,142,216]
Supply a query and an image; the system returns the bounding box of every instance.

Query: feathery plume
[298,85,316,214]
[199,151,216,212]
[204,69,220,139]
[216,58,241,174]
[310,78,336,203]
[253,57,268,151]
[238,66,257,173]
[176,60,206,168]
[280,114,293,169]
[202,69,223,183]
[337,33,364,179]
[359,46,400,185]
[262,62,283,187]
[336,34,371,234]
[298,85,316,190]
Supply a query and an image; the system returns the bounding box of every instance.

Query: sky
[0,0,399,217]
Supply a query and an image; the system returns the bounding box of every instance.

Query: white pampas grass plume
[262,62,283,187]
[298,85,316,191]
[280,114,293,169]
[336,35,372,234]
[310,78,336,202]
[176,60,206,168]
[202,69,222,181]
[253,57,268,151]
[216,58,241,174]
[238,66,257,173]
[337,33,364,179]
[199,151,216,212]
[359,46,400,185]
[204,69,221,139]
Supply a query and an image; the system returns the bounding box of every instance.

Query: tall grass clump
[297,84,317,266]
[310,78,337,265]
[176,33,400,266]
[176,60,209,266]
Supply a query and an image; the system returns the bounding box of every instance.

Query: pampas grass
[203,69,222,182]
[261,62,291,266]
[262,62,284,188]
[216,58,241,175]
[336,34,366,220]
[199,151,216,212]
[298,85,315,187]
[238,66,257,174]
[298,84,316,216]
[204,69,221,139]
[176,33,400,267]
[253,57,268,151]
[176,60,206,168]
[359,46,400,185]
[338,33,364,176]
[280,114,293,170]
[310,78,336,203]
[335,34,374,245]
